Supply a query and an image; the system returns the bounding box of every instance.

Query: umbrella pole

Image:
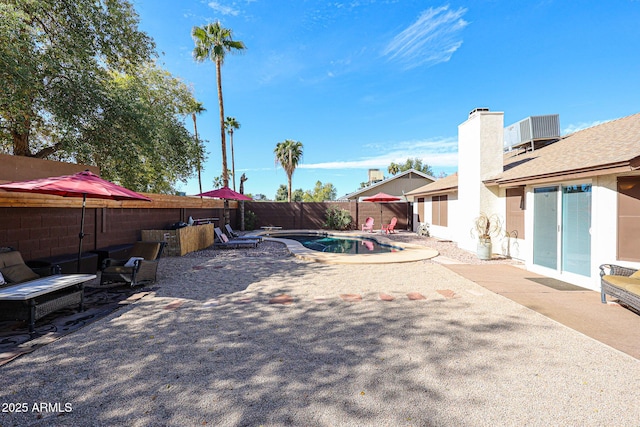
[77,194,86,273]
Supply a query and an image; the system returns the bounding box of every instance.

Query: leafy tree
[275,184,303,202]
[212,170,232,189]
[224,116,240,191]
[292,188,304,202]
[191,21,246,189]
[387,158,434,176]
[274,139,303,202]
[73,63,202,193]
[0,0,155,157]
[303,181,337,202]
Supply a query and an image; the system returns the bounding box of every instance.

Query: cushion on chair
[130,242,162,260]
[0,264,40,284]
[124,257,144,267]
[630,270,640,279]
[602,275,640,289]
[0,251,26,269]
[625,284,640,297]
[103,265,134,275]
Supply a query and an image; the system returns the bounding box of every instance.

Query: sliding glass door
[533,184,592,277]
[561,184,592,276]
[533,187,558,269]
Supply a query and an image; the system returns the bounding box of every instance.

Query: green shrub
[244,210,258,230]
[324,206,352,230]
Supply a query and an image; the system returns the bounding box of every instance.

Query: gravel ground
[1,232,638,426]
[381,232,524,265]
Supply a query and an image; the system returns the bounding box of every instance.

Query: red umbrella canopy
[196,186,252,201]
[362,192,401,202]
[0,170,150,273]
[0,170,151,201]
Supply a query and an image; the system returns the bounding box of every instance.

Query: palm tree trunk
[192,113,203,197]
[287,175,292,202]
[216,59,229,224]
[231,132,236,191]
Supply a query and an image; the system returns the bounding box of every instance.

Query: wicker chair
[100,241,165,287]
[599,264,640,313]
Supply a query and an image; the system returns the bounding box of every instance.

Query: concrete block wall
[244,201,410,231]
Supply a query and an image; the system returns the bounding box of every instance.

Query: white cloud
[300,138,458,170]
[208,1,240,16]
[383,5,468,69]
[562,119,613,135]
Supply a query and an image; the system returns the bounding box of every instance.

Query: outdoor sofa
[599,264,640,313]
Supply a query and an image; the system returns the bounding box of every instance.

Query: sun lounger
[224,224,263,241]
[214,227,259,249]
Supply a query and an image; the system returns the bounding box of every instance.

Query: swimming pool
[272,233,402,254]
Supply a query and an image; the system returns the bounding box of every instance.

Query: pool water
[276,234,402,254]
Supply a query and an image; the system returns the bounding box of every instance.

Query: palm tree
[274,139,304,202]
[191,21,246,189]
[190,101,206,197]
[224,116,241,191]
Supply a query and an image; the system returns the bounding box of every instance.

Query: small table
[0,274,96,333]
[260,226,282,235]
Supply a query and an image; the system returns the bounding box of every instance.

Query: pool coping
[256,229,439,264]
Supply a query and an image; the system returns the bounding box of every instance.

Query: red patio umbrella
[196,186,252,228]
[196,186,252,201]
[0,170,151,272]
[362,192,401,232]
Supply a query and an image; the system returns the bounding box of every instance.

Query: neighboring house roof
[406,173,458,197]
[408,112,640,197]
[340,169,436,200]
[490,112,640,186]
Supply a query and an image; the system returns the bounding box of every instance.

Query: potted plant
[471,213,502,260]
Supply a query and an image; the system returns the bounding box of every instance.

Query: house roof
[408,112,640,196]
[340,169,436,200]
[491,112,640,186]
[406,173,458,197]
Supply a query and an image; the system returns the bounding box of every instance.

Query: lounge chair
[361,217,374,233]
[224,224,263,241]
[100,241,165,287]
[214,227,259,249]
[382,217,397,234]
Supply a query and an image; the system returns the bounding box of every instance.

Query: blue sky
[133,0,640,198]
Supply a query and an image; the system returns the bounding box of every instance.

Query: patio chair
[361,217,374,233]
[382,217,398,234]
[100,241,165,287]
[225,224,263,242]
[214,227,260,249]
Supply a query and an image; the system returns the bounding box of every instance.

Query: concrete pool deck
[260,229,439,264]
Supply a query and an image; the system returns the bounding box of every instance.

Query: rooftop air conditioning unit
[504,114,560,151]
[469,107,490,117]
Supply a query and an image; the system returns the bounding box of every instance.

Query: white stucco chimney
[456,108,504,252]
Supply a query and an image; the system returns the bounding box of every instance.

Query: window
[432,195,448,226]
[505,187,525,239]
[618,177,640,262]
[417,198,425,223]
